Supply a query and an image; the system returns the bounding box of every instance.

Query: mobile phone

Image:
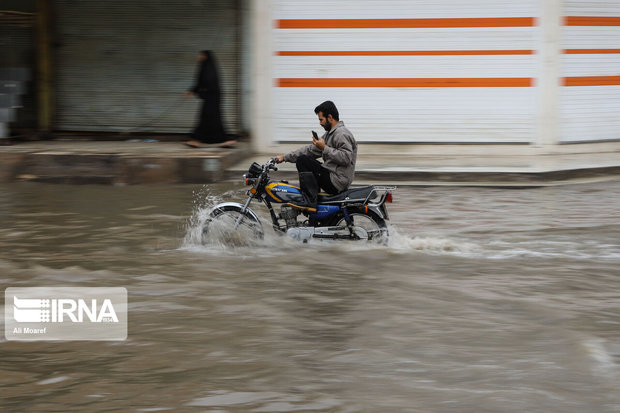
[312,131,318,140]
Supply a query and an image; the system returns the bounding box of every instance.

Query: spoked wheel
[201,205,264,246]
[335,209,388,244]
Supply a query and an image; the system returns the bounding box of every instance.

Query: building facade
[249,0,620,156]
[3,0,620,157]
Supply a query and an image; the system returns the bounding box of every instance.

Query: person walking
[184,50,237,148]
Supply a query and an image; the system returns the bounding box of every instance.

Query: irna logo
[5,287,127,341]
[13,296,119,323]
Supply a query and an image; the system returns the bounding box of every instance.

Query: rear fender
[366,191,391,220]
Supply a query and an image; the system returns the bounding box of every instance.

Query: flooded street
[1,180,619,412]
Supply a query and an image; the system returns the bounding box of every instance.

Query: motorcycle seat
[317,186,376,204]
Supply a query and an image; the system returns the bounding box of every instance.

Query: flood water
[1,180,619,412]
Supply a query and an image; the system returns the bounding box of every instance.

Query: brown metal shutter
[0,3,36,130]
[54,0,240,134]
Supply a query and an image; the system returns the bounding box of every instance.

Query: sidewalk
[0,140,249,184]
[228,151,620,187]
[1,139,620,186]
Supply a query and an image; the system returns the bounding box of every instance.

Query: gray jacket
[283,121,357,192]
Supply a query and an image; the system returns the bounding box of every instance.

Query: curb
[0,149,248,185]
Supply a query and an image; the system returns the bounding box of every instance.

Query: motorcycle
[201,158,395,244]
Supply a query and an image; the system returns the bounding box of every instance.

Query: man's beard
[322,123,331,132]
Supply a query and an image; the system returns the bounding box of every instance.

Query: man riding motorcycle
[276,100,357,213]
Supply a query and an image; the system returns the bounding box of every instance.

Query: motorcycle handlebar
[268,158,279,171]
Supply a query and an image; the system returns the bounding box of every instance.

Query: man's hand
[275,154,284,163]
[312,136,326,151]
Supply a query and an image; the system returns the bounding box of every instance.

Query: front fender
[210,202,262,224]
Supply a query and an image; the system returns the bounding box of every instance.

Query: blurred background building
[2,0,619,157]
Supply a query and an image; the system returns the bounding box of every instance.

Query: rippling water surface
[1,181,619,412]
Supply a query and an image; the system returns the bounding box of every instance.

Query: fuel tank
[265,181,304,204]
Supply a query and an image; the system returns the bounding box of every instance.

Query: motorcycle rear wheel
[201,205,264,246]
[334,208,388,244]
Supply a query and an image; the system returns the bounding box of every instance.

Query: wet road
[0,181,619,412]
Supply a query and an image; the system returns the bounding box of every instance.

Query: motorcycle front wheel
[334,208,388,244]
[201,205,264,246]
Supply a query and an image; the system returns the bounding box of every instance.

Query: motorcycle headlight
[247,162,262,177]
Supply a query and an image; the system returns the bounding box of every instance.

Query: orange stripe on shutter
[276,17,535,29]
[563,76,620,86]
[564,16,620,26]
[563,49,620,54]
[277,78,533,87]
[277,50,535,56]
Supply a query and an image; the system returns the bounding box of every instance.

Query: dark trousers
[296,154,339,195]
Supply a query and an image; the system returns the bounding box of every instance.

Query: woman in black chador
[185,50,237,148]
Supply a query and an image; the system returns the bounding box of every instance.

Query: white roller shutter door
[271,0,539,144]
[561,1,620,143]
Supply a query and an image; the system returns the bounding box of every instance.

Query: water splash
[181,186,267,252]
[386,226,482,255]
[182,198,485,258]
[181,186,225,248]
[180,188,620,261]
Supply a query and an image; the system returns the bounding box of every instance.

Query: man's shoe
[285,202,317,213]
